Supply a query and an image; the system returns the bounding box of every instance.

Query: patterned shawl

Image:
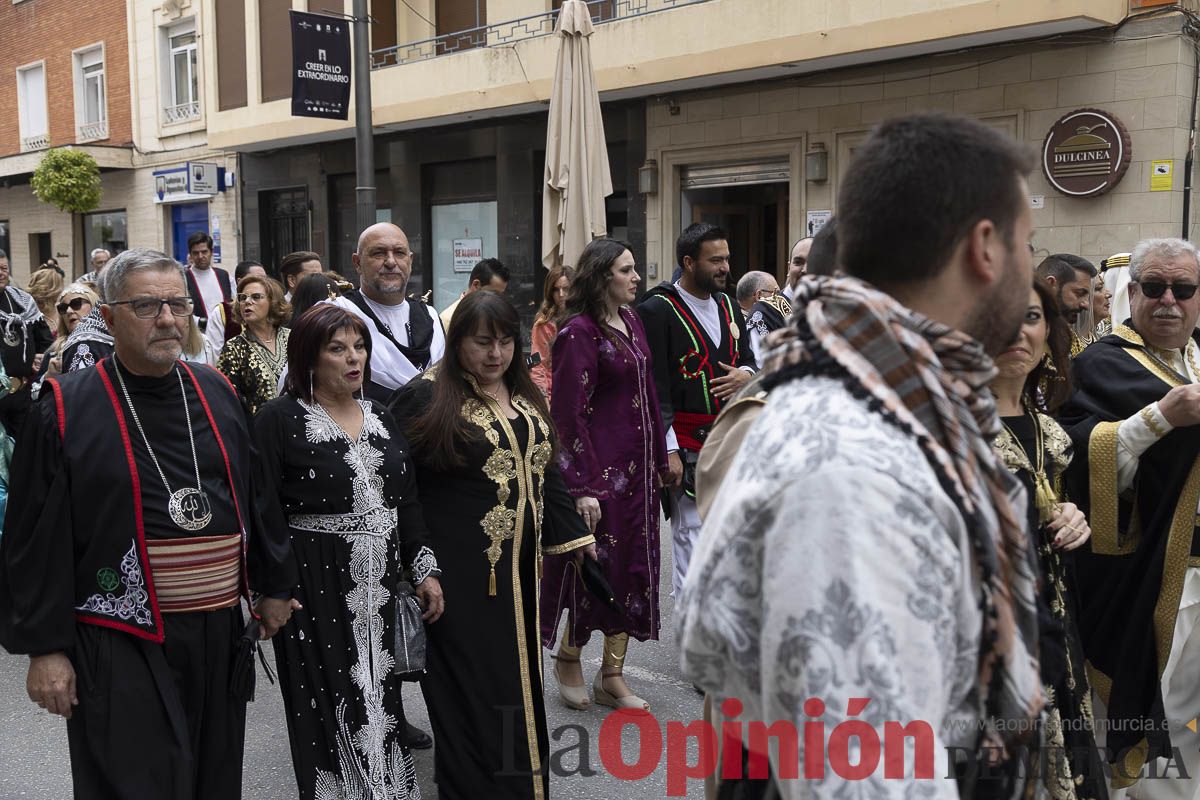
[761,275,1044,750]
[0,286,43,363]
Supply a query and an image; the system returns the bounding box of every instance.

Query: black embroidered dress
[253,395,438,800]
[390,375,592,800]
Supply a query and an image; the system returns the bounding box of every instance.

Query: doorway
[170,202,209,263]
[682,182,789,287]
[260,187,310,273]
[28,232,51,271]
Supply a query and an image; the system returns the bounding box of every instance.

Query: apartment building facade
[0,0,238,284]
[206,0,1200,317]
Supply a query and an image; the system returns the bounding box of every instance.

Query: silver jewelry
[113,360,213,531]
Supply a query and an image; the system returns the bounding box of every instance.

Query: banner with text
[290,10,351,120]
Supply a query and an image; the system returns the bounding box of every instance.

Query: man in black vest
[328,221,442,749]
[330,222,444,404]
[0,249,298,799]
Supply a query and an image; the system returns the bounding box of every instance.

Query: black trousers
[66,607,246,800]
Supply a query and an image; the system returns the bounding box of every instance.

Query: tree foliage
[31,149,102,214]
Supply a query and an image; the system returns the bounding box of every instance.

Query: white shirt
[1115,340,1199,492]
[675,281,723,346]
[327,294,446,391]
[191,266,225,318]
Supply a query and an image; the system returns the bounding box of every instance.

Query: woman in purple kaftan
[541,238,670,712]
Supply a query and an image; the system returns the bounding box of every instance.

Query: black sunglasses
[1134,280,1199,300]
[56,297,91,315]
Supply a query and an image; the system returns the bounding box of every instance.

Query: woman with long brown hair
[530,265,573,399]
[989,279,1103,798]
[541,238,669,713]
[390,290,594,800]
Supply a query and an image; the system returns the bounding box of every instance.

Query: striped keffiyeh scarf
[761,275,1044,752]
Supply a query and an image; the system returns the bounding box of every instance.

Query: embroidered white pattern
[298,399,419,800]
[68,343,95,373]
[76,541,153,627]
[409,546,438,585]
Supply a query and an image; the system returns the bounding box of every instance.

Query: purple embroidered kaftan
[541,307,670,646]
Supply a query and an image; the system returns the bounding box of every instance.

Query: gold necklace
[999,409,1059,525]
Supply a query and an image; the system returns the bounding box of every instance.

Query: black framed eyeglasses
[107,297,194,318]
[55,297,91,315]
[1133,280,1199,300]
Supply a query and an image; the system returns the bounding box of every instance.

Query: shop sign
[188,162,219,195]
[453,238,483,273]
[154,166,224,204]
[290,10,351,120]
[1041,109,1131,198]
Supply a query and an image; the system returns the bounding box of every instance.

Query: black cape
[1058,322,1200,780]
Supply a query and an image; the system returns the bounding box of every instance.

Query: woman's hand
[573,543,599,564]
[416,576,445,623]
[1048,502,1091,551]
[575,496,601,533]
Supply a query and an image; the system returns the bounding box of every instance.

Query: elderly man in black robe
[1060,236,1200,798]
[0,249,298,799]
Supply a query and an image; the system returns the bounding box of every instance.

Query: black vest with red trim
[636,282,753,450]
[44,359,253,643]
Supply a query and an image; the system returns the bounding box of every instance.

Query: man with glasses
[328,222,445,405]
[0,248,298,799]
[0,249,54,437]
[1061,236,1200,798]
[735,269,792,363]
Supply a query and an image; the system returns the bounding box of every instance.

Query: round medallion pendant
[169,488,213,531]
[3,330,18,347]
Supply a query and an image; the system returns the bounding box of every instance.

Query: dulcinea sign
[1042,108,1132,198]
[290,10,351,120]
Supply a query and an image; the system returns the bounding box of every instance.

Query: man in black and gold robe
[1060,237,1200,798]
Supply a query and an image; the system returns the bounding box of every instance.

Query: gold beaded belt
[145,534,242,614]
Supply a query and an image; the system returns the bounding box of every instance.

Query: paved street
[0,518,706,799]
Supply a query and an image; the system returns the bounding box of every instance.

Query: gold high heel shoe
[592,634,649,711]
[553,643,590,710]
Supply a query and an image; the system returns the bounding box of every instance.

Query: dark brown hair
[279,251,322,285]
[563,238,632,325]
[236,275,291,329]
[1026,277,1073,413]
[839,113,1035,287]
[405,291,553,470]
[534,265,574,327]
[283,304,372,402]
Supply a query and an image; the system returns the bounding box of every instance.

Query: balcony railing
[20,133,49,152]
[371,0,714,69]
[162,100,201,125]
[78,120,108,141]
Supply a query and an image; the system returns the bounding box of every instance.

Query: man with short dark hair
[278,251,323,301]
[680,113,1043,796]
[0,248,298,799]
[1037,253,1097,356]
[637,222,756,597]
[183,232,235,349]
[1061,236,1200,798]
[735,270,791,362]
[234,260,267,283]
[781,236,812,302]
[439,257,510,330]
[0,249,54,436]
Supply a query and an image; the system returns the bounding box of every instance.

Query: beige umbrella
[541,0,613,269]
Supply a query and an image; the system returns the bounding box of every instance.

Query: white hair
[1128,237,1200,282]
[735,270,775,304]
[90,247,110,262]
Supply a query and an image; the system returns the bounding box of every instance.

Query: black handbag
[393,579,427,679]
[230,615,276,702]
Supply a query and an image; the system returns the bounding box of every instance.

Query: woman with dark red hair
[253,303,444,800]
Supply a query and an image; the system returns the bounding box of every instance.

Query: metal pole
[353,0,376,234]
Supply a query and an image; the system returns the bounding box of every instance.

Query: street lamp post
[353,0,375,234]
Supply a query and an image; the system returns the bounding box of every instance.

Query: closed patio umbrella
[541,0,613,269]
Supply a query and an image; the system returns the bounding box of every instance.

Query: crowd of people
[0,108,1197,800]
